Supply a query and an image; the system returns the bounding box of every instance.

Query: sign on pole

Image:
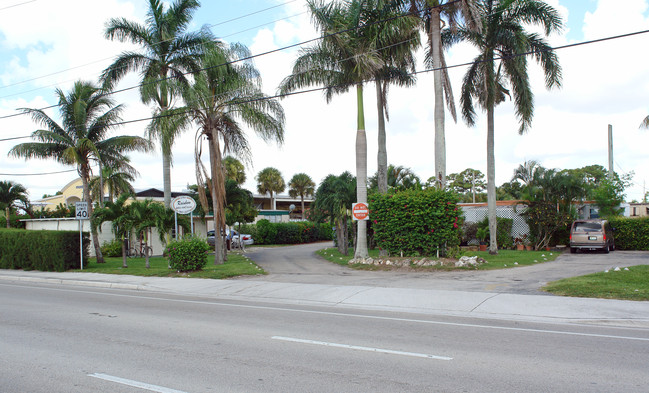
[171,196,197,236]
[75,201,89,270]
[352,202,369,221]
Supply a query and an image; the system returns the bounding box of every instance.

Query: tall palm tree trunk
[82,168,104,263]
[209,127,226,264]
[162,153,172,208]
[300,195,305,219]
[431,10,446,189]
[355,84,369,259]
[486,105,498,255]
[376,81,388,194]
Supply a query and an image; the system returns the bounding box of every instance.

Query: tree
[101,0,210,208]
[0,180,29,228]
[279,0,408,258]
[409,0,480,188]
[447,168,485,202]
[9,81,152,262]
[89,164,137,204]
[181,44,285,264]
[91,193,133,268]
[223,156,246,185]
[256,167,286,211]
[288,173,316,219]
[371,164,421,191]
[313,172,356,255]
[370,1,419,194]
[128,199,178,268]
[512,159,541,186]
[640,115,649,129]
[224,179,257,227]
[456,0,562,254]
[592,176,630,218]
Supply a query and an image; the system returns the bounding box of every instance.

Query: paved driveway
[240,243,649,295]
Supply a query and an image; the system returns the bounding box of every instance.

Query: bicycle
[128,242,153,258]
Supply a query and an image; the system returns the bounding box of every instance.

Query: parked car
[569,219,614,253]
[206,229,254,247]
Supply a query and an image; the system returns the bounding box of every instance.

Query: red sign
[352,202,369,221]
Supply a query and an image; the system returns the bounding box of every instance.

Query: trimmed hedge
[239,220,332,245]
[369,189,461,256]
[0,229,89,271]
[165,236,211,271]
[608,217,649,250]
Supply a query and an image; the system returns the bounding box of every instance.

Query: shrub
[165,236,211,272]
[101,239,123,257]
[608,217,649,250]
[461,222,479,245]
[256,219,277,245]
[251,220,332,245]
[369,189,461,256]
[478,217,514,249]
[0,229,89,271]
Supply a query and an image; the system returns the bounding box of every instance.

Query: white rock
[624,267,629,271]
[614,267,621,271]
[514,262,518,265]
[604,270,609,273]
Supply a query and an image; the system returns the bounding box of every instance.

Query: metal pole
[608,124,614,180]
[190,212,194,235]
[79,220,83,270]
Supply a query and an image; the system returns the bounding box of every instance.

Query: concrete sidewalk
[2,269,649,327]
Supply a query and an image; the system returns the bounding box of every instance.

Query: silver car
[206,229,254,247]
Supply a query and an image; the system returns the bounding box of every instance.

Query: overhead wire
[0,0,302,98]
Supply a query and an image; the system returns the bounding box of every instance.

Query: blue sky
[1,0,648,202]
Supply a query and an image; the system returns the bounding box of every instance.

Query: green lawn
[315,248,560,269]
[543,265,649,301]
[76,252,266,279]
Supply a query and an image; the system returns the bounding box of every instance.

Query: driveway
[240,243,649,295]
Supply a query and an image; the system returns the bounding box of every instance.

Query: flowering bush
[369,189,461,256]
[165,236,211,272]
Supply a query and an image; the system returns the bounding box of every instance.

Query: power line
[0,0,301,96]
[0,0,457,120]
[0,0,36,11]
[0,168,77,176]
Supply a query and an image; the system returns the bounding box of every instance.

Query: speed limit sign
[75,201,89,220]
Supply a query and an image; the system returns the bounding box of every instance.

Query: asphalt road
[243,243,649,294]
[2,281,649,393]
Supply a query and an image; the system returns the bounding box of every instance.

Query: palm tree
[370,164,421,191]
[455,0,562,254]
[313,172,356,255]
[288,173,316,219]
[279,0,401,259]
[256,167,286,211]
[512,159,541,187]
[0,180,29,228]
[370,1,419,194]
[223,156,246,185]
[101,0,210,208]
[128,199,176,269]
[641,115,649,129]
[9,81,152,262]
[409,0,480,188]
[90,164,137,204]
[181,44,285,264]
[91,192,133,268]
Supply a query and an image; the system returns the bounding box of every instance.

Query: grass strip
[315,248,560,269]
[543,265,649,301]
[75,253,266,279]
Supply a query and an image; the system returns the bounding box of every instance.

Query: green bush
[369,189,461,256]
[477,217,514,249]
[608,217,649,250]
[101,239,123,257]
[165,236,211,272]
[247,220,331,245]
[0,229,89,271]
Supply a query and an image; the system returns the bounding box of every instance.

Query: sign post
[171,196,197,237]
[352,202,369,221]
[75,201,89,270]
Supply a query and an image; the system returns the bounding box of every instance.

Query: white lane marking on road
[11,283,649,342]
[88,373,188,393]
[272,336,453,360]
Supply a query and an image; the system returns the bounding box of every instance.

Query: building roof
[135,188,193,198]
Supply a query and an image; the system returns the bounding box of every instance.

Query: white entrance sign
[171,196,197,214]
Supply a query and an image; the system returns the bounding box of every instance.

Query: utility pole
[608,124,614,180]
